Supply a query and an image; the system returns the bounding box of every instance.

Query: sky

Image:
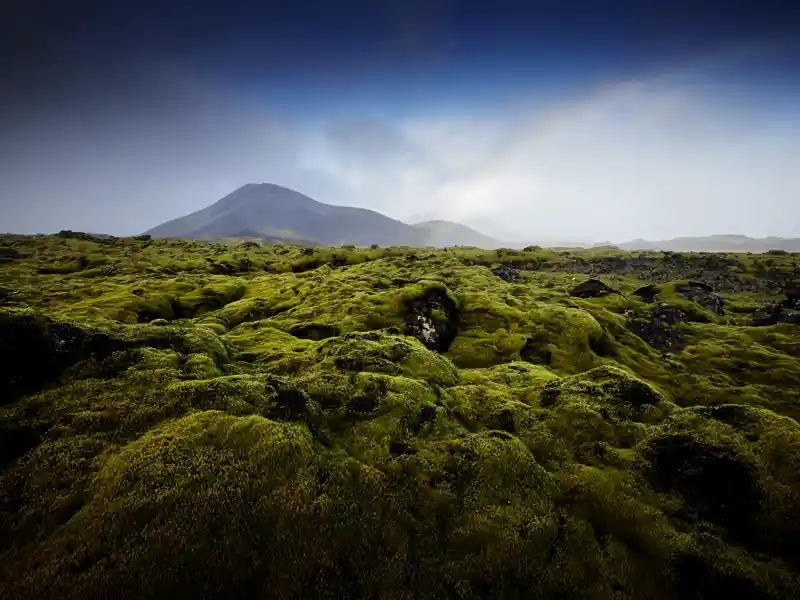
[1,0,799,243]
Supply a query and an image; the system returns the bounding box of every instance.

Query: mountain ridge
[145,183,504,249]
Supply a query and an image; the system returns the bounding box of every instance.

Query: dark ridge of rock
[569,278,620,299]
[675,282,725,316]
[633,284,660,303]
[0,312,130,404]
[289,324,341,341]
[493,265,522,282]
[625,303,693,352]
[643,434,761,543]
[404,288,459,352]
[752,302,800,326]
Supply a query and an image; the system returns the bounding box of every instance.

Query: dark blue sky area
[2,0,799,118]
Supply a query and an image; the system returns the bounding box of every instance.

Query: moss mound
[1,235,799,599]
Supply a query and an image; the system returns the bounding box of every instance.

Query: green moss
[1,235,800,599]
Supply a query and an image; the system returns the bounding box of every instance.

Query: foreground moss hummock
[1,234,799,599]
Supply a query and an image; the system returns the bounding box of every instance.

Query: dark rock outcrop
[752,288,800,326]
[633,284,660,303]
[493,265,521,283]
[404,288,459,352]
[626,303,693,352]
[675,282,725,316]
[570,278,620,299]
[289,324,341,341]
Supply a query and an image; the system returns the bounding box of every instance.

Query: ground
[1,232,799,600]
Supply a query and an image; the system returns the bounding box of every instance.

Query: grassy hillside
[1,232,799,600]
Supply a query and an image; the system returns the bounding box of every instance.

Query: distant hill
[616,235,800,253]
[411,220,502,248]
[144,183,501,248]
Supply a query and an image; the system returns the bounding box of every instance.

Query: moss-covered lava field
[1,232,799,599]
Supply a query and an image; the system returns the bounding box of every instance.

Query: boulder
[570,278,620,298]
[675,282,725,316]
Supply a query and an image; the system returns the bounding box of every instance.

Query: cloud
[1,60,798,242]
[302,74,800,242]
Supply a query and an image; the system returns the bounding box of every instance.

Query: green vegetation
[1,234,799,600]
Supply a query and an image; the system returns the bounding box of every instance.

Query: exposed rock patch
[404,288,459,352]
[626,303,693,352]
[289,324,341,341]
[493,265,522,282]
[570,278,621,299]
[675,281,725,315]
[633,284,660,303]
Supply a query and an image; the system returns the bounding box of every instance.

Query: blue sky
[1,0,798,241]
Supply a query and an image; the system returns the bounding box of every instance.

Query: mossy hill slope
[1,232,799,600]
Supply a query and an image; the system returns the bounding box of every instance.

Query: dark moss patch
[389,440,417,455]
[289,323,341,340]
[643,434,761,541]
[0,421,50,470]
[0,311,130,403]
[520,336,553,365]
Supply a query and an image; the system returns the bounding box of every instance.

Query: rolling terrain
[1,232,799,600]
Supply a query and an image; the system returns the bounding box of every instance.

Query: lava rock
[570,278,620,298]
[675,282,725,316]
[633,284,660,303]
[404,288,459,352]
[289,324,341,341]
[625,303,693,352]
[753,302,800,326]
[493,265,522,283]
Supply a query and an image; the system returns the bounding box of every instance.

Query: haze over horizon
[2,0,799,243]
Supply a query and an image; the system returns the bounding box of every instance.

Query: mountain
[616,234,800,253]
[144,183,501,248]
[411,220,502,248]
